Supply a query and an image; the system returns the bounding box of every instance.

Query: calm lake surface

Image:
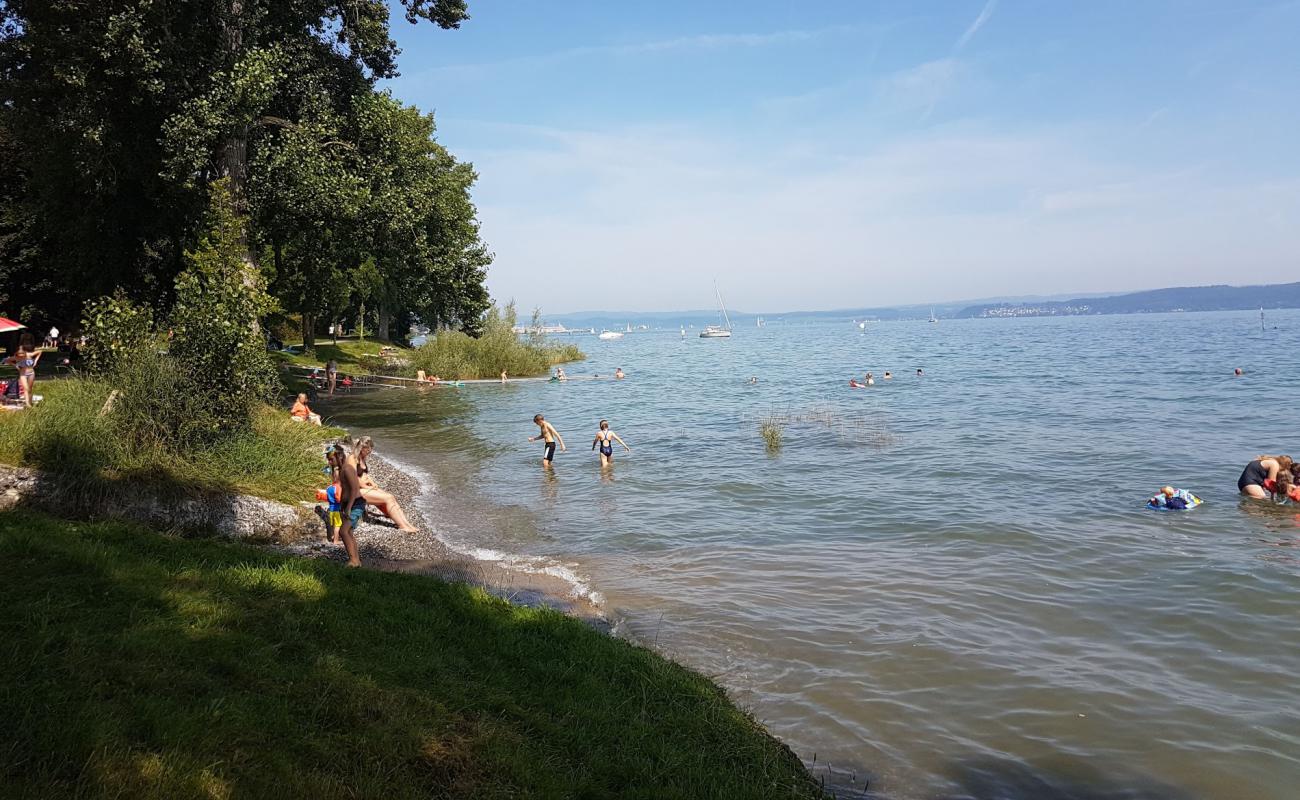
[324,310,1300,799]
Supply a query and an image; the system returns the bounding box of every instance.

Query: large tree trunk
[220,1,257,282]
[302,312,316,351]
[376,304,391,342]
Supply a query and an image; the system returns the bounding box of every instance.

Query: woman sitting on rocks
[354,436,419,532]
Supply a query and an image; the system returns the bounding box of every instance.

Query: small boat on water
[598,330,624,340]
[929,308,938,323]
[700,283,733,339]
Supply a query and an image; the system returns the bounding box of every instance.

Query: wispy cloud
[417,26,847,80]
[954,0,998,53]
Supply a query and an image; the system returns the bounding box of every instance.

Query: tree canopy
[0,0,489,341]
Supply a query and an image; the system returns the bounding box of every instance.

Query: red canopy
[0,318,25,334]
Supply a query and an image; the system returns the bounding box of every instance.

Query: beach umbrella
[0,318,25,333]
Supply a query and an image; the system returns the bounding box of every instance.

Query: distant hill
[538,282,1300,328]
[956,282,1300,319]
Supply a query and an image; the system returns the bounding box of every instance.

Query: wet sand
[281,453,607,627]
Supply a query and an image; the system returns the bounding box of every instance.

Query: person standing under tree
[326,359,338,395]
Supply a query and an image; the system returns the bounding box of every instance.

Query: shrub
[80,290,156,376]
[168,179,280,441]
[407,302,584,380]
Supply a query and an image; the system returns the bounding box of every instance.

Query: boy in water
[591,419,631,466]
[529,414,566,467]
[330,443,365,566]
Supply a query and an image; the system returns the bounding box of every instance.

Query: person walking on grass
[529,414,566,468]
[591,419,630,467]
[4,333,41,408]
[329,443,365,567]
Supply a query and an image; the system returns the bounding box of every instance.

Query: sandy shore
[280,452,607,627]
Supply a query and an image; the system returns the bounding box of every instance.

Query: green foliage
[168,180,280,440]
[1,1,489,339]
[80,289,156,375]
[0,378,334,503]
[408,303,584,380]
[0,510,823,799]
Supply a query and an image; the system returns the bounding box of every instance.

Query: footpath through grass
[0,512,824,800]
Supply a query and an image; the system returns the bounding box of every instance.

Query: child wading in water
[529,414,566,468]
[591,419,630,466]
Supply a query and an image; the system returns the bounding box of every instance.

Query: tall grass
[407,303,584,380]
[760,415,784,454]
[0,377,335,503]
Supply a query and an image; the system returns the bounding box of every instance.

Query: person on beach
[291,392,322,425]
[615,368,625,379]
[3,334,41,408]
[591,419,630,466]
[501,370,508,383]
[1238,455,1293,499]
[530,414,566,467]
[326,359,338,395]
[354,436,419,532]
[330,443,364,567]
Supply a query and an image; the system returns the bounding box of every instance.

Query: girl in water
[591,419,630,466]
[1237,455,1293,499]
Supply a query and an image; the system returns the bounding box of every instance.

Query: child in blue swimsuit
[591,419,630,467]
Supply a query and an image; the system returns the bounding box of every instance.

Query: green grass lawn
[272,337,405,373]
[0,512,823,800]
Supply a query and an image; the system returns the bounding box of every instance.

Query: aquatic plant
[760,416,784,454]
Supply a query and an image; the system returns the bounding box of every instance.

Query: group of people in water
[1238,455,1300,503]
[849,368,922,388]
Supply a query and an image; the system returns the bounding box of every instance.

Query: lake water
[323,310,1300,799]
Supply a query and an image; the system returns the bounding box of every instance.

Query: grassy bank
[0,511,823,799]
[0,379,336,503]
[271,337,399,374]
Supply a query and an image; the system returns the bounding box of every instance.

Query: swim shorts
[544,441,556,462]
[348,501,365,526]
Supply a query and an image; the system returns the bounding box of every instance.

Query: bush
[80,290,156,375]
[168,180,280,441]
[408,303,584,380]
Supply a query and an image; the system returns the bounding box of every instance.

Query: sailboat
[928,308,938,324]
[700,283,733,338]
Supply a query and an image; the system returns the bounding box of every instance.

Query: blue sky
[383,1,1300,313]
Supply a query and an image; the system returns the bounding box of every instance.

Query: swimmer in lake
[883,371,893,380]
[864,372,875,386]
[1234,368,1244,376]
[748,376,758,384]
[529,414,566,468]
[591,419,630,467]
[916,368,924,376]
[1238,455,1293,499]
[615,367,625,379]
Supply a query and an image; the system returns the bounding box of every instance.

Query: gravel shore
[281,452,606,625]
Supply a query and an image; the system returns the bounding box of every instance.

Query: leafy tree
[168,180,279,441]
[0,0,481,332]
